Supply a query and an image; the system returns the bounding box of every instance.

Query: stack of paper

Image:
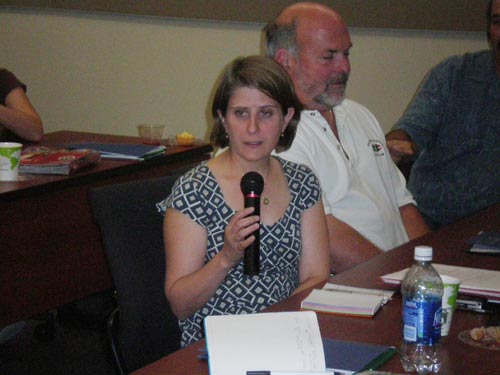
[301,284,395,317]
[381,264,500,301]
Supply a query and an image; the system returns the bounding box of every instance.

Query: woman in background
[0,68,43,141]
[157,55,329,347]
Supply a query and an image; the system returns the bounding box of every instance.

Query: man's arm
[399,203,430,240]
[326,214,382,274]
[385,129,417,164]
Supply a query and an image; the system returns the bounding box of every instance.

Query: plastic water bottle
[401,246,443,374]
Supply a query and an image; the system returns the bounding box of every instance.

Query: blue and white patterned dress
[157,156,321,347]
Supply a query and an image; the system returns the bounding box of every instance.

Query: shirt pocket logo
[368,139,385,157]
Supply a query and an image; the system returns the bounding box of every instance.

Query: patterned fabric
[393,50,500,227]
[157,156,321,347]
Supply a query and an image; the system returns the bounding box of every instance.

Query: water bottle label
[403,297,441,344]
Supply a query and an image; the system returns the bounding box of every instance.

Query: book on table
[381,264,500,301]
[467,231,500,255]
[20,146,101,175]
[65,143,166,160]
[300,283,395,317]
[203,310,396,375]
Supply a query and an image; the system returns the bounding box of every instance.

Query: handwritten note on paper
[204,311,326,375]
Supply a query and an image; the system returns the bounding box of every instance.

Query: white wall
[1,8,487,140]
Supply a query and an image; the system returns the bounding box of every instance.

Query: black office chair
[89,174,182,374]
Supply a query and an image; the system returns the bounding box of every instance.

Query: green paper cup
[0,142,22,181]
[440,275,461,336]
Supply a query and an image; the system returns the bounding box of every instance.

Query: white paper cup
[440,275,461,336]
[0,142,22,181]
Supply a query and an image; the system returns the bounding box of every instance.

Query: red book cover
[20,146,101,175]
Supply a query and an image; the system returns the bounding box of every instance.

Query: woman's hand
[220,207,260,268]
[164,206,260,319]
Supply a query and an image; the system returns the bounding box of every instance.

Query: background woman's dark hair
[209,55,302,152]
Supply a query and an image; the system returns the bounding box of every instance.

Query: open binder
[203,311,396,375]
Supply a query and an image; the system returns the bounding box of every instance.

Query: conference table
[132,203,500,375]
[0,131,212,327]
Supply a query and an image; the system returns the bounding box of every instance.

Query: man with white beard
[266,2,429,273]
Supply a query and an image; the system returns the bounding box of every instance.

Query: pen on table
[246,371,335,375]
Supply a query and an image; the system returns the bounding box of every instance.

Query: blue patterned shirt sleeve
[392,50,500,226]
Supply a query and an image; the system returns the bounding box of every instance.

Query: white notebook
[204,311,326,375]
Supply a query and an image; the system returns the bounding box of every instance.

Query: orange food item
[176,132,195,146]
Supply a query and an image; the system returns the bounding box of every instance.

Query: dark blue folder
[323,338,396,374]
[468,232,500,255]
[66,143,165,160]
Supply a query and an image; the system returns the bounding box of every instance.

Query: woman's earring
[280,132,285,138]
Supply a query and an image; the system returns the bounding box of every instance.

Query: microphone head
[240,171,264,195]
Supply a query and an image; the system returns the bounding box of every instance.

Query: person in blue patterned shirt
[157,55,330,347]
[386,0,500,228]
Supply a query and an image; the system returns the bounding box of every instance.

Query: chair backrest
[89,174,181,373]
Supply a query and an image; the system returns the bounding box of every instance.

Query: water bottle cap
[414,245,433,261]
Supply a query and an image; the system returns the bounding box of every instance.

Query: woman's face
[221,86,294,162]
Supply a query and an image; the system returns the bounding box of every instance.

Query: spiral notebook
[301,283,395,317]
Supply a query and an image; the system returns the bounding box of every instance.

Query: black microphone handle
[243,194,260,276]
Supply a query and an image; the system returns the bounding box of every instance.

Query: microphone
[240,171,264,276]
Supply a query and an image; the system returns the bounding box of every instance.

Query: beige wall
[1,8,487,141]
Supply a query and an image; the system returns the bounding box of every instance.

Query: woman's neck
[225,152,273,181]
